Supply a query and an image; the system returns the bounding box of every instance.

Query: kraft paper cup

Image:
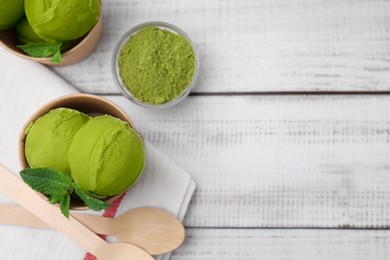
[0,4,102,66]
[18,94,144,210]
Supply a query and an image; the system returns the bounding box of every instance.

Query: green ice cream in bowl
[0,0,24,30]
[19,94,145,210]
[69,115,145,197]
[24,0,100,42]
[24,108,90,175]
[0,0,103,66]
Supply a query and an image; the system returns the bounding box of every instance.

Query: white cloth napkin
[0,47,195,260]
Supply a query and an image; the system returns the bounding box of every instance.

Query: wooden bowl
[0,5,102,66]
[18,94,143,210]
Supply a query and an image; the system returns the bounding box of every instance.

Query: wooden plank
[172,228,390,260]
[107,95,390,228]
[54,0,390,93]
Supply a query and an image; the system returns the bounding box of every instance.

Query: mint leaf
[20,168,73,218]
[17,43,59,57]
[51,47,62,63]
[59,193,71,218]
[49,196,61,204]
[83,190,108,199]
[20,168,110,217]
[20,168,73,196]
[48,191,70,218]
[72,182,110,211]
[18,43,63,63]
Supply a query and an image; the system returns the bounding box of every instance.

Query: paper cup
[18,94,143,210]
[0,3,102,66]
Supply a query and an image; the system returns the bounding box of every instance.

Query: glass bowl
[112,21,199,109]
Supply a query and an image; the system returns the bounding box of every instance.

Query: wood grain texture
[53,0,390,93]
[107,95,390,228]
[171,228,390,260]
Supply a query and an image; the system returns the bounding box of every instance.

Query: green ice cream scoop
[69,115,145,197]
[24,0,100,42]
[0,0,24,30]
[24,108,90,175]
[16,18,46,44]
[16,17,76,52]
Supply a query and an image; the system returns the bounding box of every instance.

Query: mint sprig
[72,183,110,211]
[20,168,73,195]
[20,168,110,218]
[17,43,62,63]
[59,192,71,218]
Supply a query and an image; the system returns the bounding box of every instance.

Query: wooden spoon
[0,203,185,255]
[0,164,153,260]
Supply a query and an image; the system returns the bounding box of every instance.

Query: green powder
[118,26,196,105]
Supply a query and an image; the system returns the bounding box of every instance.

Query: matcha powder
[118,26,196,105]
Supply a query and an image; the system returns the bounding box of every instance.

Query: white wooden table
[54,0,390,259]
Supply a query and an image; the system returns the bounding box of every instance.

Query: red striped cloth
[83,193,126,260]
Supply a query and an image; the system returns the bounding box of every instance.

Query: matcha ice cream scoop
[16,17,76,52]
[69,115,145,197]
[16,18,47,44]
[0,0,24,30]
[24,0,100,42]
[24,108,90,175]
